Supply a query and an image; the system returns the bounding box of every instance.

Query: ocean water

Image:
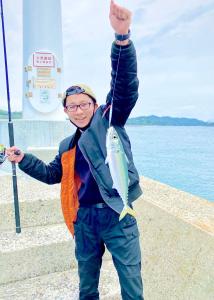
[1,123,213,202]
[126,125,214,202]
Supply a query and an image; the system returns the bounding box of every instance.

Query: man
[7,1,144,299]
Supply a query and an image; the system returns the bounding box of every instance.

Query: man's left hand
[109,0,132,35]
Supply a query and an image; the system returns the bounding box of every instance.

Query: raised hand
[109,0,132,35]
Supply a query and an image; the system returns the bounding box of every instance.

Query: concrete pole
[23,0,64,120]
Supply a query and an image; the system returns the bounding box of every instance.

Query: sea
[1,124,213,202]
[126,125,214,202]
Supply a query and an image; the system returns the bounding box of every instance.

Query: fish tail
[119,205,136,221]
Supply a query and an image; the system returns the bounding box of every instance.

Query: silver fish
[105,126,136,221]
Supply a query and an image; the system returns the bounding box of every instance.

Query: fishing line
[108,42,122,128]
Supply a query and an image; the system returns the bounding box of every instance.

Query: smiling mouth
[75,118,86,121]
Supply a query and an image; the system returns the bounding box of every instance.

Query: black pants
[74,205,144,300]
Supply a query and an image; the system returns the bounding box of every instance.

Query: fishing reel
[0,144,6,165]
[0,144,21,165]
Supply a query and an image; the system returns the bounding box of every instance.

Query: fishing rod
[0,0,21,233]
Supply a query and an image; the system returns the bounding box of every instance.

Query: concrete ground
[0,175,213,299]
[0,260,121,300]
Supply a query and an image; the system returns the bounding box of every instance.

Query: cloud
[134,1,214,56]
[132,0,214,38]
[0,0,214,121]
[0,0,22,111]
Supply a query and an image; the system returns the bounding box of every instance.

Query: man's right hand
[6,146,24,163]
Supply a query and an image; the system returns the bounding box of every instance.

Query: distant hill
[0,110,22,119]
[127,115,214,126]
[0,110,213,126]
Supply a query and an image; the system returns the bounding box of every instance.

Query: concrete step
[0,260,120,300]
[0,175,63,232]
[0,223,75,285]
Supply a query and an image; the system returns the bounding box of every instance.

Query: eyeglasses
[65,86,85,97]
[65,102,93,112]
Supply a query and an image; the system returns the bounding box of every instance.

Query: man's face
[64,94,97,128]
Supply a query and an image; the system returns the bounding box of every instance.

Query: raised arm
[106,0,139,126]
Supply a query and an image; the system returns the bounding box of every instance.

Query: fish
[105,126,136,221]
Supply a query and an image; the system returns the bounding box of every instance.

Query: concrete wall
[136,177,213,299]
[0,163,213,299]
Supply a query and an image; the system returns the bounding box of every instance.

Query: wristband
[115,29,130,41]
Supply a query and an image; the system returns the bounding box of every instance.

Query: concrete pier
[0,175,213,299]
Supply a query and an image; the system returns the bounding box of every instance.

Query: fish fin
[119,206,136,221]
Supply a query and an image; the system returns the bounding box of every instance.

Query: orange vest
[60,146,81,237]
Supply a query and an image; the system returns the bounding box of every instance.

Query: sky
[0,0,214,121]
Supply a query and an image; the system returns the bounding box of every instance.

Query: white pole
[23,0,64,120]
